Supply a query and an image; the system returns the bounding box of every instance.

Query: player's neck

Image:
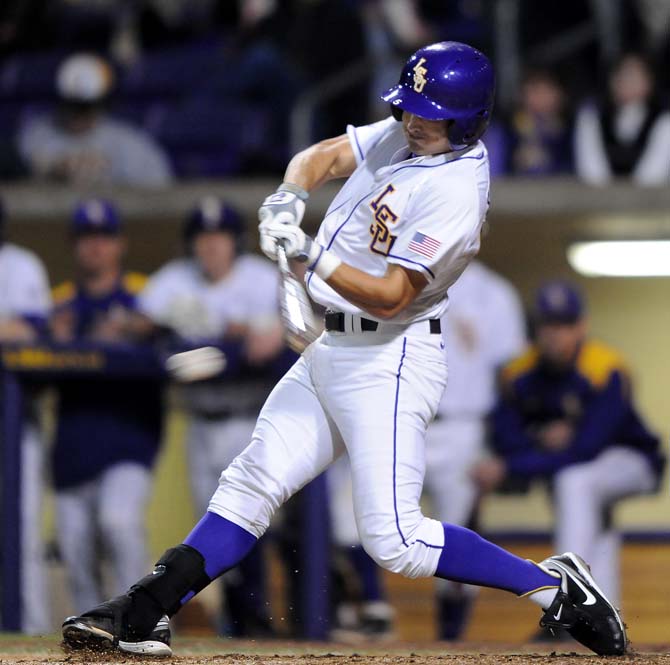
[80,267,122,297]
[201,263,232,284]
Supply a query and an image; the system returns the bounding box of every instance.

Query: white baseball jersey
[0,242,51,319]
[138,254,280,341]
[437,260,526,418]
[307,116,490,322]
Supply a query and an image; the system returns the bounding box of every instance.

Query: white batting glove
[263,220,341,280]
[260,230,280,261]
[258,182,309,229]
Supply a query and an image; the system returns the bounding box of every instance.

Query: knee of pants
[359,522,435,580]
[554,463,598,498]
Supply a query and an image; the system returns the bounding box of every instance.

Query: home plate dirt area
[1,637,669,665]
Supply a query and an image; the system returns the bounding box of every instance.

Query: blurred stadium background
[0,0,668,651]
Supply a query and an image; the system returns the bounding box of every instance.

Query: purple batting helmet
[381,41,495,149]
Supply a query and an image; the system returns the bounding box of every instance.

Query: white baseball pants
[56,462,152,613]
[554,445,656,605]
[328,418,485,546]
[209,328,448,579]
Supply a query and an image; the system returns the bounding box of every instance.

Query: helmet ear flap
[446,110,490,149]
[390,105,403,121]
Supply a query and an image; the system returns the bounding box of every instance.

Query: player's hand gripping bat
[277,243,320,353]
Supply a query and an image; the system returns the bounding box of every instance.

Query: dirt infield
[1,637,669,665]
[50,651,670,665]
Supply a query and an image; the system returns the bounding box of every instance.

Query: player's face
[402,112,451,155]
[74,233,124,275]
[536,320,586,368]
[610,55,652,106]
[193,231,235,282]
[522,77,563,116]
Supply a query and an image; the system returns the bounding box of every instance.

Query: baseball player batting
[62,42,627,657]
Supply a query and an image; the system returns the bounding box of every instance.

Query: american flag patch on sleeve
[408,231,441,259]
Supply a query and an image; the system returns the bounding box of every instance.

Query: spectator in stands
[506,69,573,176]
[619,0,670,94]
[472,281,665,627]
[18,53,173,186]
[573,52,670,186]
[424,260,526,640]
[0,199,51,634]
[136,197,285,636]
[49,199,164,613]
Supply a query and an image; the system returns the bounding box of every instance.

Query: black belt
[324,311,441,334]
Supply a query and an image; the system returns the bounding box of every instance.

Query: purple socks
[183,511,257,578]
[435,524,558,596]
[181,514,557,607]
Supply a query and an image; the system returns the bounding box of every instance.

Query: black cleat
[62,595,172,657]
[538,552,627,656]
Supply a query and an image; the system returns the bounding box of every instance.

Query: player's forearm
[324,263,417,319]
[284,136,355,192]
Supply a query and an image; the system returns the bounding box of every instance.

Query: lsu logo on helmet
[412,57,428,92]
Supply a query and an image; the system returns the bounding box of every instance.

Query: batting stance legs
[62,328,570,654]
[211,331,450,578]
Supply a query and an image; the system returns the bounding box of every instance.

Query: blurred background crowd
[0,0,668,649]
[0,0,669,184]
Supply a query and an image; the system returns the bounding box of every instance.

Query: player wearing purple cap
[474,281,664,637]
[50,199,164,614]
[63,43,628,657]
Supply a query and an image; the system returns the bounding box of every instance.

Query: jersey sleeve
[10,251,51,318]
[346,116,397,165]
[386,177,482,283]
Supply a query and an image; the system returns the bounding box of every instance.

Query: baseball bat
[277,243,320,352]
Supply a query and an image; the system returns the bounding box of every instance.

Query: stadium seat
[0,52,65,100]
[145,97,271,176]
[118,40,224,99]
